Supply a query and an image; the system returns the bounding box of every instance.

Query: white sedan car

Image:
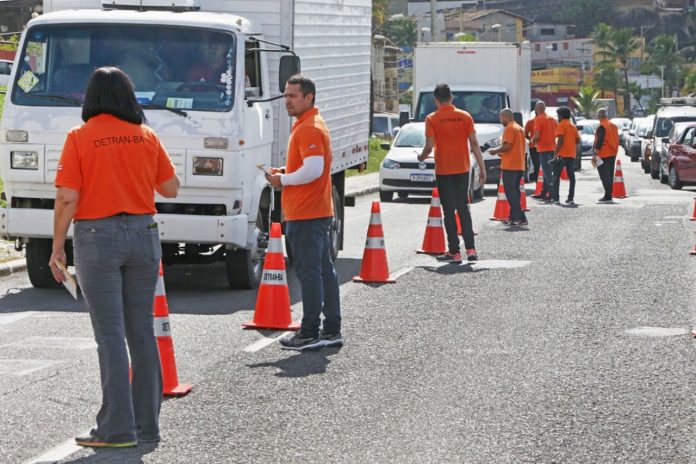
[378,122,484,202]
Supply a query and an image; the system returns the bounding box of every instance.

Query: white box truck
[411,42,532,183]
[0,0,371,289]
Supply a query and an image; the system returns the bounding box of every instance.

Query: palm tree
[572,86,601,118]
[602,27,640,114]
[591,23,614,67]
[645,34,683,98]
[684,69,696,95]
[593,64,620,101]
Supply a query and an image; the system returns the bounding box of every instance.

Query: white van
[649,98,696,181]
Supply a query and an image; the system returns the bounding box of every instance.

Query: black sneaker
[565,198,574,205]
[319,331,343,348]
[465,249,478,261]
[279,333,323,351]
[598,196,613,203]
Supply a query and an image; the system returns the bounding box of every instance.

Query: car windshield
[579,125,595,135]
[393,125,425,147]
[415,91,504,124]
[11,25,236,112]
[372,116,389,134]
[671,122,695,141]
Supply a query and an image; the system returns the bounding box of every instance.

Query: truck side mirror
[279,56,301,93]
[513,112,523,126]
[399,110,410,127]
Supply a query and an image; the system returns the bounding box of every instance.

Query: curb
[0,258,26,277]
[346,185,380,198]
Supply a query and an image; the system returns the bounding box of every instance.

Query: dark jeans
[538,151,554,199]
[552,157,576,201]
[529,147,539,181]
[502,170,527,222]
[285,217,341,338]
[597,156,616,198]
[436,173,475,253]
[73,214,162,443]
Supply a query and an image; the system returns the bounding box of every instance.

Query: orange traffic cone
[520,177,530,212]
[490,177,510,221]
[690,243,696,256]
[560,166,569,180]
[242,223,301,331]
[416,188,446,254]
[612,159,628,199]
[353,202,395,283]
[153,262,192,397]
[533,168,544,197]
[690,198,696,221]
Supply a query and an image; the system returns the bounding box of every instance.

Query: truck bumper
[0,208,248,248]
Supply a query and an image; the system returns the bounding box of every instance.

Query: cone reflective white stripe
[260,269,287,286]
[154,316,171,337]
[155,275,165,297]
[615,176,623,181]
[498,192,507,201]
[365,237,386,249]
[369,213,382,225]
[267,236,283,254]
[427,217,443,227]
[431,197,441,207]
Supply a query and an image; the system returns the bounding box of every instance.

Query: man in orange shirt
[266,75,342,351]
[490,109,528,226]
[552,107,581,205]
[532,100,558,202]
[417,84,486,264]
[593,108,620,203]
[525,109,539,182]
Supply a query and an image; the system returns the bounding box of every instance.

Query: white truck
[410,42,532,183]
[0,0,371,289]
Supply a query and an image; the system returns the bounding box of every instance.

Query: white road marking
[0,311,35,326]
[243,331,291,353]
[0,359,63,377]
[25,430,91,464]
[470,260,531,270]
[624,327,690,337]
[390,266,415,280]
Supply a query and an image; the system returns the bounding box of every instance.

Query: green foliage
[453,32,476,42]
[593,65,620,97]
[684,69,696,95]
[553,0,616,37]
[591,23,614,66]
[0,35,18,52]
[644,34,683,96]
[383,18,417,47]
[572,86,601,117]
[347,137,389,177]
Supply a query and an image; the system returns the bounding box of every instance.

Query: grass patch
[346,136,389,177]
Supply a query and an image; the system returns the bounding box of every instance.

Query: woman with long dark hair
[49,66,180,448]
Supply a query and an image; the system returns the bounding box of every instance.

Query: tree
[572,86,601,118]
[644,34,683,97]
[684,69,696,95]
[591,23,614,67]
[603,27,640,114]
[552,0,615,36]
[452,32,476,42]
[372,0,388,32]
[383,18,418,47]
[628,82,647,111]
[593,64,620,100]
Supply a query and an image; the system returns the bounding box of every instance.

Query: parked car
[576,123,595,157]
[649,104,696,180]
[664,123,696,189]
[625,116,645,160]
[611,117,632,150]
[0,59,12,87]
[372,112,400,139]
[378,122,484,202]
[658,121,696,184]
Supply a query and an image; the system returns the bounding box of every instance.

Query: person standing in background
[552,107,581,205]
[50,67,180,448]
[525,109,539,183]
[593,108,620,203]
[532,101,558,202]
[490,109,528,226]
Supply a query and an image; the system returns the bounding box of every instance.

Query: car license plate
[410,173,434,183]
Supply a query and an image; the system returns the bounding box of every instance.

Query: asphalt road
[2,151,696,463]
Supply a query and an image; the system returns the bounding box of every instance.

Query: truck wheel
[225,209,268,289]
[668,166,683,190]
[26,238,61,289]
[329,185,343,262]
[379,190,393,202]
[643,160,650,174]
[659,165,669,184]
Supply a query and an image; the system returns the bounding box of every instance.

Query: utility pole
[430,0,437,42]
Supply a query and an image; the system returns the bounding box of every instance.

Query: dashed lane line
[243,331,290,353]
[24,430,91,464]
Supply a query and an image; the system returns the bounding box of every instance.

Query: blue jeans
[538,151,554,199]
[73,214,162,443]
[285,217,341,338]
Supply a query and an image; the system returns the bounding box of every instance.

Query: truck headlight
[486,137,502,149]
[11,151,39,170]
[192,157,223,176]
[382,158,400,169]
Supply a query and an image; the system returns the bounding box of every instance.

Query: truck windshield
[11,25,236,112]
[415,91,504,124]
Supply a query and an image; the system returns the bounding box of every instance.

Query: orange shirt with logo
[533,112,558,152]
[555,119,579,158]
[595,119,620,158]
[425,104,475,175]
[524,118,536,149]
[500,122,526,171]
[55,114,176,220]
[282,107,334,221]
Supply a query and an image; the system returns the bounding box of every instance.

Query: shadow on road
[246,348,341,378]
[418,263,488,275]
[0,258,362,317]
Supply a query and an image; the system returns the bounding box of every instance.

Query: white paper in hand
[594,157,604,168]
[55,261,79,300]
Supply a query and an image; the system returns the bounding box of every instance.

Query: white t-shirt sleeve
[280,156,324,186]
